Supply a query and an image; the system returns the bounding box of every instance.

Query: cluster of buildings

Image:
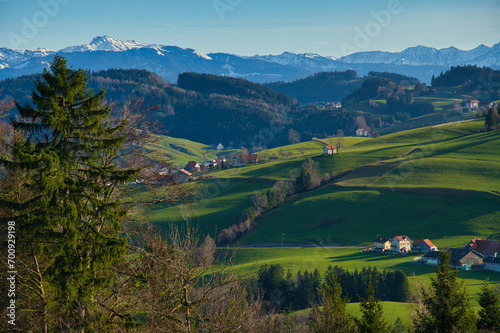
[172,150,260,184]
[373,235,436,254]
[373,236,500,271]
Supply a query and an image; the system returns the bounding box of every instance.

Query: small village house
[423,249,484,270]
[412,239,438,253]
[217,143,224,150]
[323,145,337,155]
[356,128,370,137]
[465,100,479,110]
[185,161,201,173]
[391,235,412,253]
[373,237,391,252]
[247,153,258,164]
[173,169,192,184]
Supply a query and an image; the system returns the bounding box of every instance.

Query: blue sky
[1,0,499,57]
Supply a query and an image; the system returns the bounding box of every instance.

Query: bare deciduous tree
[335,129,345,154]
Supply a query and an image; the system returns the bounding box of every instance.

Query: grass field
[238,186,500,247]
[147,135,238,166]
[413,96,464,110]
[379,112,474,134]
[227,247,500,307]
[149,178,273,236]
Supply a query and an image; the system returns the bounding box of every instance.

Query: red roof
[179,169,192,176]
[248,154,258,160]
[186,161,199,168]
[413,239,436,248]
[394,235,410,241]
[467,239,500,255]
[325,145,336,150]
[357,128,365,131]
[470,100,480,103]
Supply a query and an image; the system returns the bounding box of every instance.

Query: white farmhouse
[323,145,337,155]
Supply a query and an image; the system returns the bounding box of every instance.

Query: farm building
[391,235,412,253]
[173,169,192,184]
[323,145,337,155]
[247,154,258,164]
[463,238,500,258]
[412,239,438,253]
[423,249,484,270]
[356,128,370,137]
[484,257,500,273]
[373,237,391,252]
[185,161,201,172]
[465,100,479,110]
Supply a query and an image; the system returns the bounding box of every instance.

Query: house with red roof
[173,169,192,184]
[323,145,337,155]
[185,161,201,172]
[465,100,479,110]
[391,235,412,253]
[412,239,438,253]
[247,153,258,164]
[356,128,370,137]
[464,238,500,258]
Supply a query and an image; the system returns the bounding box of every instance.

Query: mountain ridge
[1,36,499,83]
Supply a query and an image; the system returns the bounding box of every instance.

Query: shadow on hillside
[236,159,304,178]
[431,132,500,157]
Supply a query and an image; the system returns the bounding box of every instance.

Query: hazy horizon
[1,0,499,57]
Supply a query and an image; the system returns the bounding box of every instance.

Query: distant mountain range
[1,36,499,84]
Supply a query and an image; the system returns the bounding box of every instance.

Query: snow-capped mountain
[0,47,55,70]
[0,36,499,84]
[251,52,337,70]
[60,36,147,53]
[338,44,500,67]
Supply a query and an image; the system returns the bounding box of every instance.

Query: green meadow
[227,247,500,306]
[226,247,500,325]
[147,135,237,166]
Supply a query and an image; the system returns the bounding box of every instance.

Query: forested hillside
[267,70,419,105]
[0,69,393,147]
[431,65,500,99]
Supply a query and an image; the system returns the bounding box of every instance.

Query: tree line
[249,263,410,312]
[216,157,328,245]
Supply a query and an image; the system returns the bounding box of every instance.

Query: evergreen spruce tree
[477,279,500,332]
[296,164,312,192]
[356,284,390,333]
[0,55,138,330]
[308,275,355,333]
[413,251,477,333]
[485,106,499,132]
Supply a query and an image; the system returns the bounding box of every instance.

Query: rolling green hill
[147,119,500,248]
[148,135,237,167]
